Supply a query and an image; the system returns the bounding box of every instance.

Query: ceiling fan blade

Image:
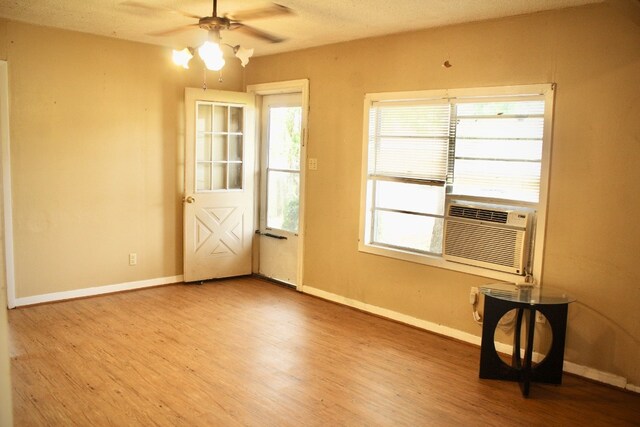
[120,1,202,20]
[147,24,200,37]
[226,3,293,21]
[229,23,285,43]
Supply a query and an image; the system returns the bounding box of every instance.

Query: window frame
[358,84,555,282]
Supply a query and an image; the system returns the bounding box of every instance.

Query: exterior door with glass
[183,88,255,282]
[258,93,302,285]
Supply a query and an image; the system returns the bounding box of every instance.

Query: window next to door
[358,84,555,282]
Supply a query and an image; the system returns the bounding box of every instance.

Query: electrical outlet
[308,158,318,170]
[129,253,137,266]
[536,311,546,324]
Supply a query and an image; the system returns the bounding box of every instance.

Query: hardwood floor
[8,277,640,426]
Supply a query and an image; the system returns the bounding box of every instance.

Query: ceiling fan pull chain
[202,67,207,91]
[218,70,223,83]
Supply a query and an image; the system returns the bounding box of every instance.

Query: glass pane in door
[266,105,301,232]
[212,135,226,161]
[268,107,301,170]
[195,102,244,191]
[229,106,243,132]
[212,163,226,190]
[214,105,228,132]
[196,163,212,191]
[197,104,212,132]
[228,163,243,189]
[267,171,299,232]
[229,135,243,161]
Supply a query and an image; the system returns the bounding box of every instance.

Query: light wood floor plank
[8,276,640,426]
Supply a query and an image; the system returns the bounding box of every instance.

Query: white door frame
[247,79,309,291]
[0,61,16,309]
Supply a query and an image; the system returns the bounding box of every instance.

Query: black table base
[479,294,569,397]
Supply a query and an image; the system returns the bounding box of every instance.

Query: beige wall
[246,3,640,386]
[1,20,243,299]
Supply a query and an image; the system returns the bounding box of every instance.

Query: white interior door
[257,93,302,285]
[183,88,255,282]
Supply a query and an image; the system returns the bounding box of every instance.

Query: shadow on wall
[565,301,640,382]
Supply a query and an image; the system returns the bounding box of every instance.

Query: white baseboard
[13,275,184,307]
[625,383,640,393]
[562,360,629,389]
[302,285,482,346]
[301,284,639,394]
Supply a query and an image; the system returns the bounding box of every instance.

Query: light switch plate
[308,158,318,170]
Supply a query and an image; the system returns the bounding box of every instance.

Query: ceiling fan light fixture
[166,0,291,73]
[172,47,194,69]
[198,41,226,71]
[233,46,254,67]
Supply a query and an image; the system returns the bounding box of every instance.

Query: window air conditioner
[443,202,533,275]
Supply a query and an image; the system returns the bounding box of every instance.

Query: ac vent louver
[443,202,533,275]
[448,205,508,224]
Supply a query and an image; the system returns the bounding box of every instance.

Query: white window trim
[358,83,555,283]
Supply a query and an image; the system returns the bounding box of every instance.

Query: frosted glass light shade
[198,41,225,71]
[234,46,254,67]
[172,48,193,69]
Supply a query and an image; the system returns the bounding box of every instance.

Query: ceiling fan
[121,0,294,72]
[122,0,293,43]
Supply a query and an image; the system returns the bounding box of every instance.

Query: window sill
[358,241,527,283]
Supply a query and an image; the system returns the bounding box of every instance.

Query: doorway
[248,80,309,289]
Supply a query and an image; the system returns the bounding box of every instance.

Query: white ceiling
[0,0,603,56]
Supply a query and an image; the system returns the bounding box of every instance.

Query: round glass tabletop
[479,283,575,305]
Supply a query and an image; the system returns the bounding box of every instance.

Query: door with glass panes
[257,93,302,285]
[183,88,255,282]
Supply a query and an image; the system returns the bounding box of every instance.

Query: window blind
[450,100,545,202]
[369,102,451,183]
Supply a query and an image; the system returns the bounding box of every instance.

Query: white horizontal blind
[369,102,451,182]
[451,100,545,202]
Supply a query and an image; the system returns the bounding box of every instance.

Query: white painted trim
[13,275,183,307]
[303,285,482,345]
[534,84,556,284]
[562,360,627,389]
[358,83,555,284]
[365,83,551,102]
[247,79,310,96]
[626,383,640,393]
[247,79,310,292]
[0,61,16,309]
[301,284,639,393]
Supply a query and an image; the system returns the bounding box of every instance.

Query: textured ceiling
[0,0,603,56]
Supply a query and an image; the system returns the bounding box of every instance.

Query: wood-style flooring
[8,276,640,426]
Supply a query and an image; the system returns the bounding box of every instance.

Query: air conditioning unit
[443,202,533,275]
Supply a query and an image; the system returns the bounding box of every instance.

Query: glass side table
[478,284,576,397]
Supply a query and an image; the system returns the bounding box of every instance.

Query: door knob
[184,196,196,204]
